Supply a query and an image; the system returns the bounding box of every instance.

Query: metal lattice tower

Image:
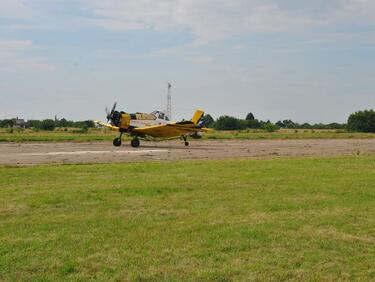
[167,82,172,120]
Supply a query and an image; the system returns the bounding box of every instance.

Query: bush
[347,110,375,133]
[40,119,56,131]
[56,118,73,128]
[301,123,312,129]
[73,120,95,129]
[263,123,278,132]
[247,119,261,129]
[25,120,41,129]
[0,119,14,128]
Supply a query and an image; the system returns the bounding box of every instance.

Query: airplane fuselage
[130,118,168,128]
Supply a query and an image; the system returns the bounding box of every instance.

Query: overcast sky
[1,0,374,123]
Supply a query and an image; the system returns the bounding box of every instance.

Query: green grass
[1,128,375,143]
[0,128,117,142]
[204,129,375,140]
[1,156,375,281]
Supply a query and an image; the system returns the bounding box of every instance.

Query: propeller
[106,101,117,123]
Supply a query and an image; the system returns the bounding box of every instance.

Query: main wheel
[184,141,189,146]
[113,137,122,147]
[131,138,140,148]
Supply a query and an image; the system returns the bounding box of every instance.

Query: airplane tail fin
[191,110,204,125]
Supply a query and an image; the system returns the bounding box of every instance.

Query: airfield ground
[1,139,375,165]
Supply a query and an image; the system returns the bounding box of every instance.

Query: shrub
[25,120,41,129]
[40,119,55,131]
[247,119,261,129]
[263,123,278,132]
[0,119,14,128]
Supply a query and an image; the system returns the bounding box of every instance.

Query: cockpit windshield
[151,110,169,120]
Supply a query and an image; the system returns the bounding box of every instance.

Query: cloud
[0,39,53,72]
[82,0,375,42]
[0,0,33,19]
[2,1,375,42]
[0,39,33,50]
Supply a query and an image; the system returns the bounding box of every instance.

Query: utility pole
[167,82,172,121]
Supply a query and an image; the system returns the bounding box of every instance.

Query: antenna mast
[167,82,172,120]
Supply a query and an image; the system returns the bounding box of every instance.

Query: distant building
[12,117,25,128]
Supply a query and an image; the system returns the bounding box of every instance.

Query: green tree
[262,122,278,132]
[214,116,241,130]
[25,120,41,129]
[56,118,69,127]
[73,120,95,128]
[275,121,284,128]
[0,119,14,128]
[282,120,299,128]
[327,123,346,130]
[247,119,261,129]
[201,114,215,128]
[245,112,255,121]
[301,123,312,129]
[40,119,56,131]
[347,110,375,133]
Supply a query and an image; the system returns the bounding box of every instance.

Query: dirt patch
[0,139,375,166]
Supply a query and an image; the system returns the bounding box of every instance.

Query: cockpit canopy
[151,110,169,121]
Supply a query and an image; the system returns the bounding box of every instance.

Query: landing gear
[131,138,140,148]
[113,132,123,147]
[113,137,122,147]
[182,136,189,146]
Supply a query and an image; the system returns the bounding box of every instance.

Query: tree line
[0,118,95,131]
[202,113,346,131]
[203,110,375,133]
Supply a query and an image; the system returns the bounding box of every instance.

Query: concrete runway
[1,139,375,166]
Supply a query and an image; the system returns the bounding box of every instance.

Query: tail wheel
[113,137,122,147]
[182,135,189,146]
[131,138,140,148]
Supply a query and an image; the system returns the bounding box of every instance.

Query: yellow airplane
[96,102,209,147]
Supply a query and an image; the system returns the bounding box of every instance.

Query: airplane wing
[94,121,120,131]
[132,122,209,138]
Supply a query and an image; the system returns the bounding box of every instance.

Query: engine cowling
[110,111,131,130]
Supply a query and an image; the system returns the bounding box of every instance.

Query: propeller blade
[110,102,117,114]
[105,101,117,123]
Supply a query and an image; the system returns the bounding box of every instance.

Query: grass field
[1,157,375,281]
[1,128,375,143]
[0,128,116,143]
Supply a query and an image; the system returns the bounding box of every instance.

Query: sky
[0,0,374,123]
